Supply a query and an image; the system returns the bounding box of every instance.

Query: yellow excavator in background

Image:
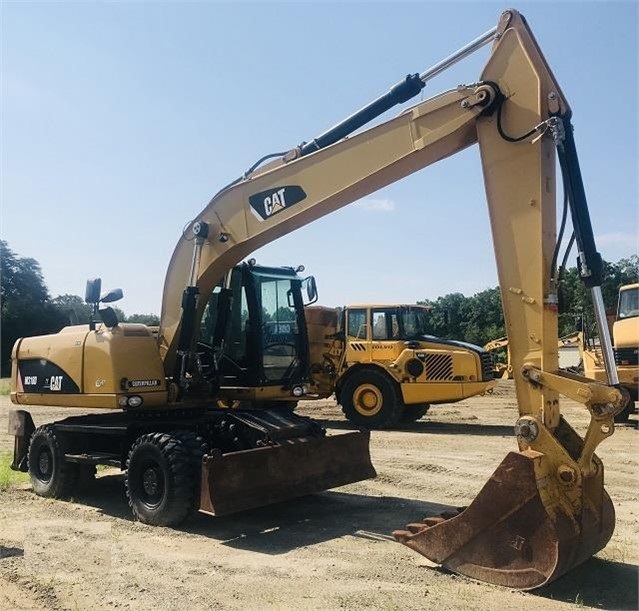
[9,9,628,590]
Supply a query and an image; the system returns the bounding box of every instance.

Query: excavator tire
[340,369,402,429]
[400,404,430,423]
[27,425,78,498]
[125,432,196,526]
[169,430,210,510]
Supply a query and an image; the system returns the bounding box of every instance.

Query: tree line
[418,255,638,346]
[1,239,637,376]
[1,241,159,375]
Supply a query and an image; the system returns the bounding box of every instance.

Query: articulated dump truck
[303,304,496,429]
[9,8,628,590]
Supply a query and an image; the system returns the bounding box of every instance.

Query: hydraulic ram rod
[300,25,498,156]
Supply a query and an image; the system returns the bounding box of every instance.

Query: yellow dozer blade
[198,430,376,516]
[393,450,615,590]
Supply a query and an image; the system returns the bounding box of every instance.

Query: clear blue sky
[2,1,637,316]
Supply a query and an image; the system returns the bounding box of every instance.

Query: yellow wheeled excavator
[9,8,628,591]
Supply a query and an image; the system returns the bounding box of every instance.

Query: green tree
[558,255,639,337]
[52,294,92,325]
[0,241,66,375]
[419,288,505,346]
[127,313,160,326]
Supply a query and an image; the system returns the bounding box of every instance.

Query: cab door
[370,308,403,362]
[345,308,371,363]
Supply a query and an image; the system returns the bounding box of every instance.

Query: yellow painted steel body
[581,284,638,401]
[11,323,168,409]
[7,6,627,590]
[304,304,495,408]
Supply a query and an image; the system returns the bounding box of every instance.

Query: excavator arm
[156,9,625,588]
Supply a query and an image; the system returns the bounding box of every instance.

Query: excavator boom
[10,8,625,591]
[154,8,624,589]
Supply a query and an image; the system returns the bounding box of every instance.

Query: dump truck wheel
[27,425,77,498]
[614,396,635,423]
[340,369,402,429]
[126,432,195,526]
[400,404,430,423]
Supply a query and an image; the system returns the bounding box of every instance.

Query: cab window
[347,309,367,339]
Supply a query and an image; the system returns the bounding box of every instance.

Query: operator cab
[199,262,317,390]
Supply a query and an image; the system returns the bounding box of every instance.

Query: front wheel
[340,369,402,429]
[125,432,196,526]
[27,425,77,498]
[400,403,430,423]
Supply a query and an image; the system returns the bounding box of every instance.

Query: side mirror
[303,276,318,305]
[101,288,124,303]
[85,278,102,304]
[99,307,119,328]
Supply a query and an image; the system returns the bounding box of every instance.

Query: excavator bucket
[393,451,615,590]
[198,430,376,516]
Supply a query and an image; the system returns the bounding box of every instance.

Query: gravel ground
[1,382,637,610]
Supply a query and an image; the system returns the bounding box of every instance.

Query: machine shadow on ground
[312,417,515,437]
[70,474,451,553]
[534,556,638,610]
[16,479,639,607]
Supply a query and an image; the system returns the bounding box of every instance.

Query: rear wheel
[340,369,402,429]
[400,403,430,423]
[125,432,195,526]
[27,425,77,498]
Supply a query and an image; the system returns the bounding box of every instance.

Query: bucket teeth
[391,529,412,542]
[393,511,455,542]
[423,516,446,527]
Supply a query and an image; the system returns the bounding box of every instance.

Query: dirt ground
[1,382,637,611]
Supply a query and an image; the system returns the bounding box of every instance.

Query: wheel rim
[138,461,165,508]
[353,383,383,417]
[35,447,53,482]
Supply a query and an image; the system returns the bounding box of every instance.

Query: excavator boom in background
[9,8,627,591]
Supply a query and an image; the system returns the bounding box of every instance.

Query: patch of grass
[0,452,29,491]
[0,378,10,396]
